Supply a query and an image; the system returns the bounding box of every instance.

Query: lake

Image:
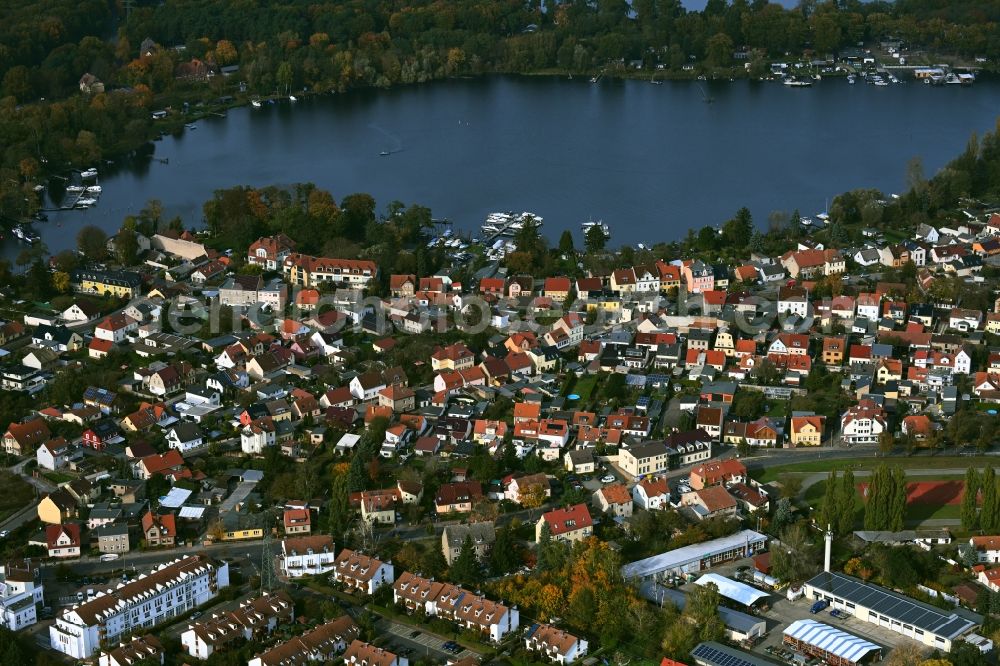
[18,75,1000,260]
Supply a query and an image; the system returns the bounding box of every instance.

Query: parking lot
[376,617,481,662]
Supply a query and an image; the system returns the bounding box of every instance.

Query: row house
[282,253,378,288]
[248,617,359,666]
[181,591,294,659]
[393,572,519,642]
[524,623,589,664]
[332,549,394,595]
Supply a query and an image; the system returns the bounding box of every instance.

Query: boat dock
[479,211,542,247]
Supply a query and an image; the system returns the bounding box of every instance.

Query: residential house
[524,624,589,664]
[689,459,747,490]
[536,504,593,544]
[441,522,496,565]
[840,399,887,445]
[46,523,82,558]
[280,535,337,578]
[332,549,394,595]
[681,486,738,521]
[142,511,177,547]
[789,415,825,447]
[593,484,633,518]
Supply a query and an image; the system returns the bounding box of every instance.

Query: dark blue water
[20,75,1000,259]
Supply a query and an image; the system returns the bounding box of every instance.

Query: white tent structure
[695,573,770,608]
[783,619,881,665]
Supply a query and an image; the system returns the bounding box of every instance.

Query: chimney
[824,524,833,573]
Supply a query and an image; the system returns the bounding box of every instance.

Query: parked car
[810,600,829,614]
[0,530,8,539]
[191,611,202,620]
[600,475,616,484]
[99,553,119,562]
[409,630,421,638]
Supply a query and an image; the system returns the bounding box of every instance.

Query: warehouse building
[694,573,770,611]
[621,529,767,581]
[690,641,780,666]
[804,571,980,651]
[641,584,765,643]
[782,619,881,666]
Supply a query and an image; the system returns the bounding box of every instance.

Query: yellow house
[222,528,264,541]
[38,491,77,525]
[790,416,825,447]
[73,270,143,299]
[586,296,621,316]
[714,330,735,357]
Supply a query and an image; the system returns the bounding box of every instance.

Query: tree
[558,230,575,254]
[961,467,979,531]
[837,470,857,536]
[77,225,108,260]
[819,471,838,531]
[771,524,818,583]
[449,535,481,586]
[114,220,140,265]
[878,431,895,455]
[584,224,607,253]
[490,526,522,574]
[889,466,907,532]
[706,32,734,68]
[51,271,71,293]
[983,466,998,532]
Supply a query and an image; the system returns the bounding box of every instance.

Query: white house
[279,535,337,578]
[37,438,71,471]
[165,423,203,453]
[632,477,670,511]
[525,623,588,664]
[332,549,394,596]
[0,560,43,631]
[241,419,275,454]
[94,314,138,344]
[840,400,886,445]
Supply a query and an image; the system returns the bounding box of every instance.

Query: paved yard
[376,617,481,661]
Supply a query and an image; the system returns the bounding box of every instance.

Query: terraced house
[50,555,229,659]
[392,571,520,642]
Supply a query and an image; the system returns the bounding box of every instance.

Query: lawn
[0,472,34,525]
[43,471,74,485]
[572,375,599,402]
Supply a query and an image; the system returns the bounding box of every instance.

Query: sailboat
[650,70,663,85]
[696,82,715,104]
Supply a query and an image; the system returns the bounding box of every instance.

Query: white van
[99,553,120,562]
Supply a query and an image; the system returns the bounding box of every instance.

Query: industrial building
[621,530,767,581]
[641,584,765,643]
[804,571,980,651]
[694,573,770,610]
[782,619,882,666]
[690,641,780,666]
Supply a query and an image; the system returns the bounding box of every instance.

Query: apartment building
[279,535,337,578]
[181,591,293,659]
[50,555,229,659]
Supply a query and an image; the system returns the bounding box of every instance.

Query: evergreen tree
[820,471,838,531]
[890,467,907,532]
[584,224,607,253]
[490,526,521,575]
[863,464,885,530]
[961,467,979,531]
[449,535,481,586]
[837,470,857,536]
[558,230,575,254]
[983,466,997,532]
[327,473,350,540]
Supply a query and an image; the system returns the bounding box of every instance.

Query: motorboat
[783,77,812,87]
[76,197,98,207]
[66,185,84,193]
[80,168,98,179]
[85,186,102,194]
[251,99,263,108]
[289,95,297,102]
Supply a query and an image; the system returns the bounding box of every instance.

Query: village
[3,201,1000,666]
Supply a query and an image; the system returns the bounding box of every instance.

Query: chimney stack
[824,524,833,573]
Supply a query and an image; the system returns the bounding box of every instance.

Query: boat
[13,225,38,243]
[85,186,102,194]
[34,212,48,222]
[251,99,262,108]
[186,123,196,129]
[289,95,297,102]
[66,185,84,193]
[783,77,812,87]
[80,168,98,179]
[874,78,889,87]
[581,220,611,237]
[847,75,856,84]
[379,151,390,156]
[589,76,598,83]
[76,197,98,207]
